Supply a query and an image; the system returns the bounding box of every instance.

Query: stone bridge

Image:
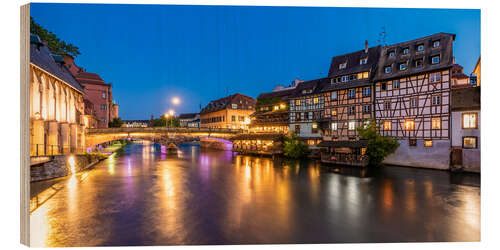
[85,127,243,150]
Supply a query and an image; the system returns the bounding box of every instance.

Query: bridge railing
[87,127,245,134]
[30,144,86,157]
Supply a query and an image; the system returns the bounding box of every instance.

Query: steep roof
[75,71,110,86]
[256,87,296,107]
[201,93,256,114]
[374,32,456,81]
[288,78,330,99]
[30,34,84,93]
[328,45,382,77]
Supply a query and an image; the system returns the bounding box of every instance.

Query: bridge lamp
[171,97,180,106]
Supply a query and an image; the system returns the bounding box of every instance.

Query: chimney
[364,40,368,53]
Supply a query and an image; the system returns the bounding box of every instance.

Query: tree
[30,17,81,57]
[283,133,310,159]
[357,120,400,166]
[108,117,124,128]
[151,118,167,127]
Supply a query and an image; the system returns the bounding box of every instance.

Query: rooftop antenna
[377,26,387,47]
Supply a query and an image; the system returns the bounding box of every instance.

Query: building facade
[373,33,455,169]
[30,34,86,156]
[250,81,300,134]
[288,78,328,147]
[64,55,118,128]
[200,93,256,129]
[178,113,200,128]
[450,86,480,172]
[318,44,381,165]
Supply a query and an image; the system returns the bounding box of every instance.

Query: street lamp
[168,109,175,116]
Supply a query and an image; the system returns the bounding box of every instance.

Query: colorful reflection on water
[30,142,480,246]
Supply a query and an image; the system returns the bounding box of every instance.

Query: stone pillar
[47,121,59,155]
[60,123,70,154]
[31,119,45,156]
[70,123,78,153]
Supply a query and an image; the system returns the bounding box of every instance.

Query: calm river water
[30,141,480,246]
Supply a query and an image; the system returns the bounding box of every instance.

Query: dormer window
[388,51,395,57]
[403,48,409,55]
[385,66,392,73]
[400,63,407,71]
[432,55,440,64]
[417,44,424,51]
[339,62,347,69]
[415,58,423,68]
[433,40,440,48]
[360,58,367,65]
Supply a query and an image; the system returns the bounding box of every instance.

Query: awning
[231,133,285,141]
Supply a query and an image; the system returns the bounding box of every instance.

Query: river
[29,141,480,246]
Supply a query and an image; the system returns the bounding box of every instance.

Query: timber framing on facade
[373,33,455,142]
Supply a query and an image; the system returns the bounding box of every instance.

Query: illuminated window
[404,120,415,130]
[432,117,441,129]
[348,121,356,130]
[102,92,106,99]
[312,123,318,133]
[409,139,417,146]
[331,91,338,100]
[383,121,392,130]
[363,72,369,79]
[361,148,367,155]
[331,122,337,131]
[339,62,347,69]
[273,105,279,111]
[295,99,301,106]
[280,103,286,109]
[232,104,238,109]
[424,140,433,147]
[463,137,477,148]
[430,72,441,83]
[463,113,478,129]
[313,97,319,104]
[332,109,337,116]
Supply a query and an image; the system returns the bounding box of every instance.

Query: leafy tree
[151,118,167,127]
[108,117,124,128]
[283,133,310,159]
[357,120,400,166]
[30,17,81,57]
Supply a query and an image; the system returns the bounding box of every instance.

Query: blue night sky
[31,4,480,120]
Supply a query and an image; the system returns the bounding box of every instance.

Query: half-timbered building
[250,81,300,134]
[288,78,328,147]
[373,33,455,169]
